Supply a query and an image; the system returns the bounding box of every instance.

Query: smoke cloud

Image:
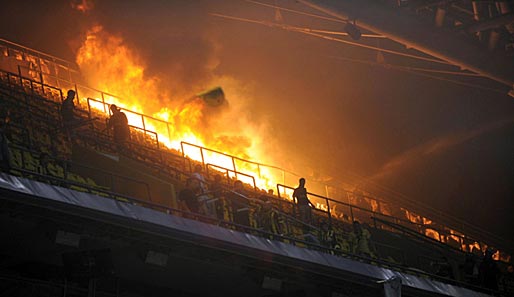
[1,0,514,240]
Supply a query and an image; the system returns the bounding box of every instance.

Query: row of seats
[1,71,511,295]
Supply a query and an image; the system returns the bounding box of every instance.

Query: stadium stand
[0,37,512,297]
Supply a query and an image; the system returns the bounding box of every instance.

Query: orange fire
[75,25,282,190]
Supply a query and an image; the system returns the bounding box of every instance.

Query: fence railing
[205,163,257,190]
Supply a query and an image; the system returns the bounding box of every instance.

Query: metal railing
[0,66,501,260]
[275,183,495,258]
[9,144,153,201]
[205,163,257,190]
[181,141,287,179]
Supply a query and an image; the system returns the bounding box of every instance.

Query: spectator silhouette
[178,178,201,215]
[320,221,336,249]
[61,90,76,127]
[479,248,500,290]
[191,164,215,217]
[107,104,130,150]
[210,174,224,219]
[231,180,250,226]
[292,178,315,224]
[348,221,374,257]
[461,253,479,285]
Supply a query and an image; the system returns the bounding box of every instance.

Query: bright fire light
[75,25,283,191]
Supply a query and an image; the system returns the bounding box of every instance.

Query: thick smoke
[1,0,513,241]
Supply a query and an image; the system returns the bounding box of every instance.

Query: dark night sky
[1,0,513,250]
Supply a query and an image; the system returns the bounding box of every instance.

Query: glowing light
[75,26,282,191]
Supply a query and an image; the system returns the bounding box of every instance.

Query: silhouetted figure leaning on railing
[191,164,215,217]
[61,90,76,128]
[107,104,130,152]
[292,177,316,224]
[178,177,201,216]
[210,174,225,219]
[479,248,500,291]
[61,90,97,135]
[230,180,251,226]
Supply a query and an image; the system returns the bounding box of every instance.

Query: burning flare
[75,25,282,190]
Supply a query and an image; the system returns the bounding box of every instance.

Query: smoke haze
[1,0,514,246]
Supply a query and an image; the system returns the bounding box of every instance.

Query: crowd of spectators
[0,83,512,295]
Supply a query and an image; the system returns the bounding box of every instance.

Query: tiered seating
[0,62,511,296]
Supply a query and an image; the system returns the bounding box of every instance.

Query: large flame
[76,25,281,190]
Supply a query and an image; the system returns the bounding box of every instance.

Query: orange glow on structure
[70,26,514,263]
[75,26,281,190]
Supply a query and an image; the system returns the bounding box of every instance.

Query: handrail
[180,141,291,185]
[129,125,160,149]
[205,163,257,190]
[86,97,171,144]
[217,184,323,233]
[277,183,496,258]
[278,183,393,224]
[0,38,77,68]
[372,216,466,255]
[9,144,153,201]
[0,68,64,102]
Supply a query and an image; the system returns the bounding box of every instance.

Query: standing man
[178,178,201,215]
[292,178,315,224]
[191,164,214,217]
[107,104,130,150]
[61,90,76,129]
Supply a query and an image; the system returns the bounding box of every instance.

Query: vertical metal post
[200,147,205,167]
[37,57,44,86]
[53,58,61,89]
[232,156,236,173]
[87,98,92,119]
[326,198,332,226]
[101,92,106,113]
[17,65,23,88]
[167,122,171,145]
[74,84,79,106]
[349,205,354,222]
[225,168,230,184]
